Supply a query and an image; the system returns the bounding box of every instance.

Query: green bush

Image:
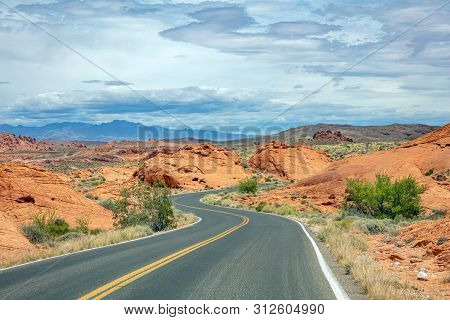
[238,177,258,194]
[112,181,175,231]
[21,224,48,244]
[76,218,90,234]
[47,218,70,237]
[255,202,266,212]
[344,174,426,219]
[99,198,118,211]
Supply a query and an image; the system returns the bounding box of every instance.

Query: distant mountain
[224,123,439,146]
[273,123,439,143]
[0,120,253,142]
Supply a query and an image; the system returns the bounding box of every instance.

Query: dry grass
[1,211,197,269]
[1,225,153,269]
[173,208,197,227]
[317,224,426,299]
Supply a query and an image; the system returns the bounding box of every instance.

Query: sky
[0,0,449,131]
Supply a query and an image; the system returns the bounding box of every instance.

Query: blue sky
[0,0,449,130]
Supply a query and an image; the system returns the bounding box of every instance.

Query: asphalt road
[0,190,344,300]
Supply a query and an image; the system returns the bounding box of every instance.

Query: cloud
[104,80,133,86]
[81,80,133,86]
[0,81,10,84]
[1,1,449,128]
[269,21,339,37]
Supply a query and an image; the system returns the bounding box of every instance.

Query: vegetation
[21,210,93,244]
[344,174,426,219]
[238,177,259,194]
[314,141,401,161]
[106,181,175,231]
[4,225,153,269]
[317,223,424,299]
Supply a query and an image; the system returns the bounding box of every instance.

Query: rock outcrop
[134,144,248,189]
[0,133,52,152]
[312,130,353,142]
[248,141,330,180]
[0,163,114,262]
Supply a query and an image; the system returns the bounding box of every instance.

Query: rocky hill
[0,133,51,152]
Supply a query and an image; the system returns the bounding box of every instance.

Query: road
[0,190,346,300]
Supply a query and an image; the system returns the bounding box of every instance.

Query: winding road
[0,190,347,300]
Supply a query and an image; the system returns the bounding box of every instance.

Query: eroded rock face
[248,141,330,180]
[312,130,353,142]
[0,133,52,152]
[134,144,249,189]
[0,163,113,262]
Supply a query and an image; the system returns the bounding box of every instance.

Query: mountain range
[0,121,439,143]
[0,120,252,142]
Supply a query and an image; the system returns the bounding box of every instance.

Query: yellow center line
[79,200,249,300]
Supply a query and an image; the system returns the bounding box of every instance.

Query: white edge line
[199,198,349,300]
[0,216,202,273]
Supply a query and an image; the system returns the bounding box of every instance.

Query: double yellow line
[79,202,249,300]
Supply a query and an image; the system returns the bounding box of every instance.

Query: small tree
[238,177,258,194]
[344,174,426,219]
[112,181,175,231]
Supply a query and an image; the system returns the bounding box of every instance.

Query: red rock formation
[0,133,52,152]
[0,163,114,262]
[249,141,330,180]
[312,130,353,142]
[134,144,249,189]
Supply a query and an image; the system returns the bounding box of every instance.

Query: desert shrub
[22,210,72,243]
[424,168,434,176]
[90,228,103,235]
[112,181,175,231]
[56,232,84,242]
[46,218,70,237]
[308,216,327,226]
[352,218,398,236]
[255,202,266,212]
[99,198,118,211]
[76,218,90,234]
[85,193,98,200]
[238,177,258,194]
[344,174,426,219]
[21,224,48,244]
[427,209,447,220]
[276,204,298,216]
[78,176,106,188]
[221,199,242,208]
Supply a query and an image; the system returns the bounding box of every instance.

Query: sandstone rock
[134,144,249,189]
[0,163,114,263]
[248,141,330,180]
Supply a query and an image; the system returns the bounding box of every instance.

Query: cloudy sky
[0,0,449,130]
